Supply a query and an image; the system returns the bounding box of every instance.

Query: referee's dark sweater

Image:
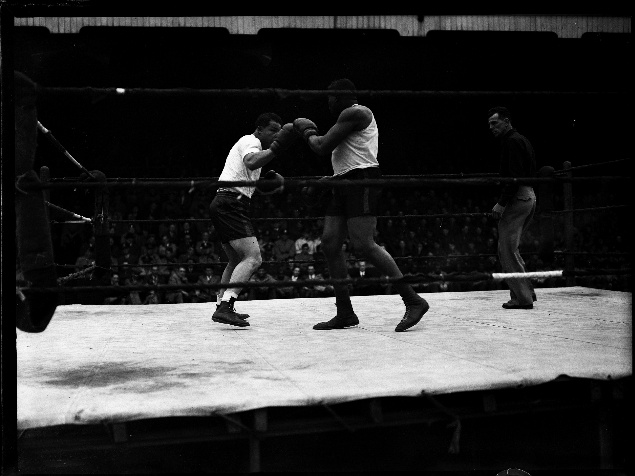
[497,128,536,207]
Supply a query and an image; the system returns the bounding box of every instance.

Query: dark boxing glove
[269,123,299,155]
[293,118,319,142]
[301,176,332,215]
[256,170,285,195]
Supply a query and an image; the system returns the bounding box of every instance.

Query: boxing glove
[256,170,285,195]
[301,176,332,215]
[269,123,298,155]
[293,118,319,142]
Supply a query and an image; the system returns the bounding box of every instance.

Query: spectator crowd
[51,183,630,305]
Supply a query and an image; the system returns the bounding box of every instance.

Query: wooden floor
[17,286,631,431]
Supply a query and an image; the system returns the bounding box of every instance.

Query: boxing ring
[18,286,631,426]
[16,287,632,472]
[14,86,632,473]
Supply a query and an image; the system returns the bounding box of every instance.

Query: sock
[216,294,222,305]
[221,291,238,302]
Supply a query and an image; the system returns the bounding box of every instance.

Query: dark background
[12,26,632,182]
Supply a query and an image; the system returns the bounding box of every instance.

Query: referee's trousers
[497,186,536,306]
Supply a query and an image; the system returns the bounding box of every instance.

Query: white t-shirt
[331,104,379,176]
[218,134,262,198]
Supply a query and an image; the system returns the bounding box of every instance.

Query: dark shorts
[325,167,382,218]
[209,191,255,243]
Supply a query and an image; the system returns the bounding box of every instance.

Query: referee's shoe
[213,298,250,327]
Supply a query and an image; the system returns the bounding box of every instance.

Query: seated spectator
[404,229,421,256]
[144,234,159,252]
[393,239,411,260]
[201,251,222,267]
[294,243,313,272]
[287,266,305,297]
[180,221,196,246]
[350,260,382,296]
[184,259,199,284]
[303,264,332,298]
[456,224,472,251]
[123,271,143,305]
[272,230,295,262]
[121,224,143,257]
[145,265,165,303]
[103,274,126,305]
[342,241,357,270]
[274,263,298,299]
[195,231,215,259]
[117,245,138,280]
[307,228,322,255]
[166,223,180,246]
[294,228,312,256]
[178,245,198,264]
[143,289,160,305]
[259,236,275,263]
[159,234,178,257]
[258,229,273,255]
[249,266,277,300]
[194,266,220,303]
[164,247,178,269]
[166,266,190,304]
[177,235,195,259]
[425,261,450,293]
[137,245,161,277]
[412,241,429,260]
[144,201,162,235]
[445,242,462,273]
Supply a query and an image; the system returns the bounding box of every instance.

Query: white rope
[491,270,563,280]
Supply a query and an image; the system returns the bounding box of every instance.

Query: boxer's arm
[243,149,276,170]
[307,107,370,156]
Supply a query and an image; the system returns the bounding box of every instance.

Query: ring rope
[107,213,494,225]
[41,87,626,98]
[57,249,629,276]
[18,269,632,296]
[18,176,631,191]
[51,220,93,225]
[553,157,631,175]
[63,255,502,272]
[549,205,630,214]
[47,203,629,227]
[48,172,502,182]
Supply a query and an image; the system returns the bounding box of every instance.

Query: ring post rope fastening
[45,201,92,223]
[37,121,96,179]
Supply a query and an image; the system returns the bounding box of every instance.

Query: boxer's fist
[269,123,298,155]
[256,170,284,195]
[293,118,319,141]
[301,176,332,215]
